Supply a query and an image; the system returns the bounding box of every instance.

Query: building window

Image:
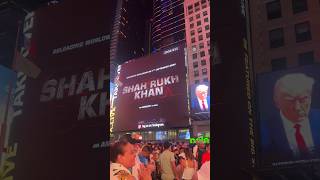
[292,0,308,14]
[200,51,205,57]
[189,10,193,15]
[199,42,204,49]
[196,14,201,19]
[202,68,207,75]
[271,57,287,71]
[195,2,200,12]
[199,35,203,41]
[204,17,209,23]
[203,11,208,16]
[298,51,314,65]
[191,37,196,43]
[188,5,193,10]
[205,25,209,30]
[201,0,206,4]
[269,28,284,48]
[190,23,194,29]
[192,45,197,52]
[192,53,197,59]
[203,78,209,82]
[191,30,195,36]
[197,27,202,33]
[195,80,200,84]
[295,21,311,42]
[194,70,199,77]
[197,21,201,26]
[206,32,210,38]
[202,3,207,8]
[189,17,194,22]
[207,40,210,46]
[201,60,206,66]
[193,62,199,68]
[266,0,282,20]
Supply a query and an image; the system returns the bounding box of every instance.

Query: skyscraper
[110,0,152,82]
[110,0,152,64]
[151,0,185,51]
[0,1,26,68]
[184,0,210,86]
[184,0,210,137]
[249,0,320,74]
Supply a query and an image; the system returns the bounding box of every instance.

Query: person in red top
[201,144,210,165]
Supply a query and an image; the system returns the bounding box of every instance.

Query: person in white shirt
[192,161,210,180]
[261,73,320,161]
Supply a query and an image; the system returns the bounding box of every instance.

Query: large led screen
[257,65,320,167]
[190,82,210,116]
[0,65,16,169]
[6,1,111,179]
[112,44,189,132]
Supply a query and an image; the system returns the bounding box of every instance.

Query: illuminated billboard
[113,44,189,132]
[257,65,320,168]
[0,66,16,170]
[190,83,210,117]
[5,1,112,179]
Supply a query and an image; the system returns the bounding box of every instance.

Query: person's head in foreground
[163,141,171,150]
[184,148,194,160]
[119,133,142,153]
[110,140,136,169]
[274,73,314,123]
[205,144,210,153]
[140,145,152,159]
[195,84,208,101]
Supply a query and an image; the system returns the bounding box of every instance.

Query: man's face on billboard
[196,85,208,101]
[275,89,312,123]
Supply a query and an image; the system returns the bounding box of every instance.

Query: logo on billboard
[122,75,180,100]
[39,67,108,121]
[163,47,179,55]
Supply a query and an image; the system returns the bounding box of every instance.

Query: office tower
[151,0,185,51]
[110,0,152,65]
[249,0,320,73]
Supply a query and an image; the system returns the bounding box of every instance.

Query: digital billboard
[190,83,210,117]
[0,65,16,170]
[5,1,112,179]
[257,65,320,168]
[112,44,189,132]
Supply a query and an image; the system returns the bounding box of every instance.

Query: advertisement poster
[6,1,113,179]
[258,65,320,167]
[190,82,210,117]
[0,65,17,178]
[113,44,189,132]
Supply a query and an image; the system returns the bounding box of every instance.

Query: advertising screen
[0,66,16,167]
[113,44,189,132]
[257,65,320,167]
[110,82,115,105]
[178,129,190,140]
[5,1,112,179]
[190,82,210,117]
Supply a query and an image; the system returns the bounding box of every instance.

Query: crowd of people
[110,134,210,180]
